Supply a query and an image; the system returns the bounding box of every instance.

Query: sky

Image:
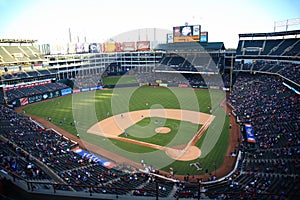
[0,0,299,48]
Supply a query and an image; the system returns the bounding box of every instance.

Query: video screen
[173,25,201,43]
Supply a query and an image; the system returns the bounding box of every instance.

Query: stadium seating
[236,38,300,57]
[72,74,103,89]
[223,73,300,198]
[0,82,69,103]
[157,52,220,73]
[0,105,179,198]
[235,61,300,84]
[269,39,299,56]
[0,45,44,63]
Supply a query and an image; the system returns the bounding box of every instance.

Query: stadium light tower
[229,54,234,92]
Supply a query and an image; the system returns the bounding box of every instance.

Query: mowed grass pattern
[102,76,138,85]
[119,117,202,148]
[23,86,229,175]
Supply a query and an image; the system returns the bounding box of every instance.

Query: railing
[2,167,299,200]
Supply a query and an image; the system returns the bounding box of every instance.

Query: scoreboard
[173,25,201,43]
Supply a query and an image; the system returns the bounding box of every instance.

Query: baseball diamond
[87,109,215,161]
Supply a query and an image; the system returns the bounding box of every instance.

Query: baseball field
[22,77,230,176]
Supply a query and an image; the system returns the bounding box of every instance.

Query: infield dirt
[87,109,214,161]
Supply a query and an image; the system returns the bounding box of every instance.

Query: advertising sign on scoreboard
[173,25,201,43]
[200,32,208,43]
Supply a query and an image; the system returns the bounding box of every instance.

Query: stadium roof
[155,42,225,52]
[239,29,300,38]
[0,39,37,43]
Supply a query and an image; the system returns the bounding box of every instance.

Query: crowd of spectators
[135,72,232,88]
[71,74,103,89]
[234,61,300,85]
[0,82,69,104]
[173,73,299,199]
[0,105,54,181]
[0,104,177,198]
[0,141,52,181]
[223,73,299,198]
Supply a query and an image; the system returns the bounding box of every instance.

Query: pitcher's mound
[166,145,201,161]
[155,127,171,134]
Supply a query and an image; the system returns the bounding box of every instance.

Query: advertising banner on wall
[61,88,72,96]
[73,89,81,94]
[103,42,116,52]
[20,97,29,106]
[245,124,256,143]
[136,41,150,51]
[167,33,174,43]
[76,43,83,53]
[150,83,159,86]
[72,147,115,169]
[159,83,168,87]
[139,83,149,86]
[81,88,90,92]
[68,43,76,54]
[28,94,43,104]
[115,42,122,52]
[16,91,60,107]
[122,42,136,52]
[43,91,61,100]
[3,80,52,91]
[89,43,101,53]
[90,86,102,91]
[83,43,90,53]
[178,84,188,88]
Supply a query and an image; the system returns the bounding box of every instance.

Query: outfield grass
[23,86,229,175]
[102,75,137,85]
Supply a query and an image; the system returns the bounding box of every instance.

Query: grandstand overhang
[0,39,38,44]
[153,69,219,74]
[154,42,225,52]
[239,30,300,40]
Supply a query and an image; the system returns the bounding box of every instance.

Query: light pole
[229,54,234,93]
[214,161,217,178]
